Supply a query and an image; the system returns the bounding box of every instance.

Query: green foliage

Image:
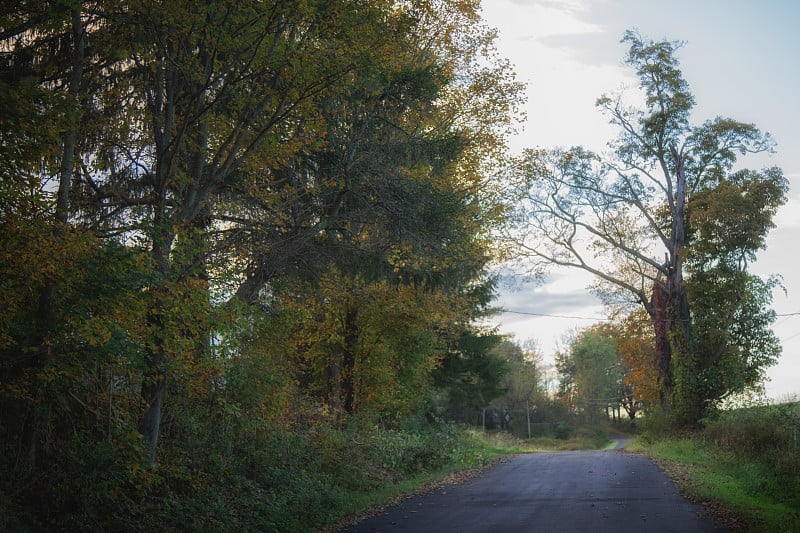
[681,168,788,415]
[637,408,678,442]
[702,402,800,497]
[687,168,787,265]
[149,412,493,533]
[432,328,507,409]
[0,0,525,528]
[556,325,626,422]
[368,426,463,477]
[0,229,150,530]
[491,340,543,410]
[620,30,694,143]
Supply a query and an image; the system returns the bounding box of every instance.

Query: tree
[2,0,524,501]
[0,0,138,472]
[1,0,525,526]
[70,0,522,461]
[490,340,545,437]
[432,327,507,411]
[509,31,786,425]
[227,0,523,304]
[65,0,412,463]
[557,325,624,423]
[493,341,541,410]
[682,169,785,413]
[612,309,659,415]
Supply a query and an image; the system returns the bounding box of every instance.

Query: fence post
[526,399,531,439]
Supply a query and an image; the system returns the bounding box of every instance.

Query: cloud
[499,291,602,317]
[508,0,588,15]
[488,285,605,354]
[494,274,604,320]
[535,31,623,67]
[485,0,602,41]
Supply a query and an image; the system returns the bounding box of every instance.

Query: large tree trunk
[662,146,697,424]
[140,300,166,466]
[139,198,176,466]
[341,308,358,414]
[139,365,165,465]
[25,6,86,470]
[325,307,359,416]
[651,280,673,410]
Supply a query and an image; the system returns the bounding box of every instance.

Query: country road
[343,447,727,533]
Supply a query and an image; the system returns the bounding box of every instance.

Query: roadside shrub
[702,401,800,504]
[368,423,462,476]
[704,403,798,459]
[553,421,573,439]
[637,408,676,442]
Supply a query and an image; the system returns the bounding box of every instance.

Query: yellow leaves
[77,320,114,348]
[387,244,416,272]
[278,265,463,415]
[0,378,35,402]
[38,365,70,387]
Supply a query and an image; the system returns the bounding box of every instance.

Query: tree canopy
[556,325,625,422]
[0,1,523,527]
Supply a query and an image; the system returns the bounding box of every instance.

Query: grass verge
[627,436,800,532]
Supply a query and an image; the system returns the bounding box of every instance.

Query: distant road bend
[344,438,727,533]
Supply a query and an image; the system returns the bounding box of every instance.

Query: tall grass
[703,401,800,494]
[633,399,800,532]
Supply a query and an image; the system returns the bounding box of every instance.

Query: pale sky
[481,0,800,400]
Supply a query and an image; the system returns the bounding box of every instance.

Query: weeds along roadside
[0,401,611,532]
[628,400,800,532]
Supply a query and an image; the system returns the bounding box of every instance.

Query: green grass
[629,436,800,532]
[465,426,612,453]
[482,424,613,452]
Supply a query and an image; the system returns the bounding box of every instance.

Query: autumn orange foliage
[614,309,660,405]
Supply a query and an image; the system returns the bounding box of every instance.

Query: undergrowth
[631,400,800,532]
[154,417,501,533]
[2,403,614,532]
[2,413,504,532]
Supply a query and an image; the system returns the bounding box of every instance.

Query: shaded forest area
[0,1,791,531]
[0,1,526,529]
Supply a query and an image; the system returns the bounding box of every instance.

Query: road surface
[343,447,727,532]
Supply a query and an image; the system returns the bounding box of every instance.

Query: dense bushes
[0,400,493,532]
[147,414,492,532]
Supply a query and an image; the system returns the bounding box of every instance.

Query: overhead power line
[500,309,800,321]
[499,309,610,321]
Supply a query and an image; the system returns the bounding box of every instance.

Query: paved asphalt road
[344,447,727,533]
